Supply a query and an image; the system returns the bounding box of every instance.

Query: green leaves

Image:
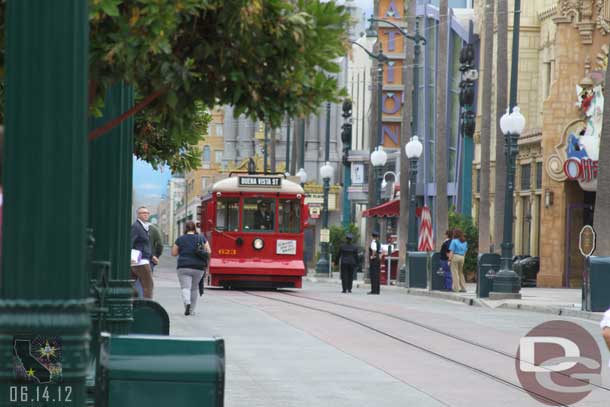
[0,0,351,172]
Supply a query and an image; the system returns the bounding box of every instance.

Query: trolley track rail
[281,291,610,392]
[241,290,608,406]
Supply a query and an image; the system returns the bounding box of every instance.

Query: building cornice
[518,128,543,146]
[538,6,558,22]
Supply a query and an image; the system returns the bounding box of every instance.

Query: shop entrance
[565,192,595,287]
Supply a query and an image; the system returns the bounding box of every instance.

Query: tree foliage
[449,207,478,277]
[329,223,361,272]
[0,0,351,172]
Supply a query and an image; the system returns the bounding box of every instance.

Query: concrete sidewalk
[305,272,604,322]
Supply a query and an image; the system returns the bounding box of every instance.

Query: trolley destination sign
[238,176,282,187]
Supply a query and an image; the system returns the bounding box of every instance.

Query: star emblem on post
[37,341,57,359]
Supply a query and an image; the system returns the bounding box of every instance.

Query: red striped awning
[362,199,400,218]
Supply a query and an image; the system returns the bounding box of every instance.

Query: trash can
[98,333,225,407]
[584,256,610,312]
[429,252,444,291]
[129,299,170,335]
[406,251,428,289]
[477,253,500,298]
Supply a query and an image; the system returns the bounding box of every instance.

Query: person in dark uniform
[254,201,274,230]
[439,230,453,291]
[336,233,358,293]
[368,231,381,295]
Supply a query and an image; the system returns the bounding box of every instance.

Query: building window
[520,164,531,191]
[215,150,223,163]
[476,169,480,193]
[216,198,239,232]
[215,124,223,137]
[521,197,531,255]
[201,176,210,192]
[242,198,275,232]
[536,162,542,189]
[278,199,301,233]
[202,145,211,163]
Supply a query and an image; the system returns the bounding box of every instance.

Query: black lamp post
[370,146,388,207]
[489,0,523,298]
[315,162,334,275]
[491,107,525,295]
[405,136,423,251]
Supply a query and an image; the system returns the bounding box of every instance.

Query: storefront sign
[351,164,365,184]
[563,158,598,182]
[579,225,596,257]
[547,80,604,192]
[320,228,330,243]
[238,176,282,187]
[308,204,321,219]
[276,239,297,255]
[304,194,337,211]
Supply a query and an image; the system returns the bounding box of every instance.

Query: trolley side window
[242,198,275,232]
[216,198,239,231]
[278,199,301,233]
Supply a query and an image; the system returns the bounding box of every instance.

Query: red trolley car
[200,173,308,289]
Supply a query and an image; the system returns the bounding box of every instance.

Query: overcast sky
[348,0,373,17]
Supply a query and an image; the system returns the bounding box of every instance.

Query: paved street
[153,253,610,406]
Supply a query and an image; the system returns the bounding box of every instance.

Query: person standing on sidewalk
[130,206,155,299]
[171,221,210,316]
[368,231,381,295]
[439,230,453,291]
[336,233,358,293]
[448,229,468,293]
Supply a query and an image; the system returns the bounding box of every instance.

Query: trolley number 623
[10,385,72,403]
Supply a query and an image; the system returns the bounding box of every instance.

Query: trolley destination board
[238,176,282,187]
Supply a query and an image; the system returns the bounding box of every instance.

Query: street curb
[479,300,604,322]
[401,288,482,307]
[305,276,603,321]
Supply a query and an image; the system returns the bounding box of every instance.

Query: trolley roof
[210,175,304,194]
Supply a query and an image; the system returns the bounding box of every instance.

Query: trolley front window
[278,199,301,233]
[242,198,275,232]
[216,198,239,231]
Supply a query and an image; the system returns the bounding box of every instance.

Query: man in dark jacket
[368,231,381,295]
[336,233,359,293]
[130,206,154,298]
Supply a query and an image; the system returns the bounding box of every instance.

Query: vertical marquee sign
[379,0,406,150]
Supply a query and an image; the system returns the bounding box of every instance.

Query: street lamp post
[405,136,423,252]
[381,171,398,197]
[370,146,388,206]
[316,162,334,275]
[491,107,525,296]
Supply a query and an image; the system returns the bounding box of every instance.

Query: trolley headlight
[253,238,264,250]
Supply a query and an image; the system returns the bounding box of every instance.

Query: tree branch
[88,87,168,142]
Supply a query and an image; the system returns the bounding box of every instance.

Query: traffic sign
[579,225,596,257]
[320,228,330,243]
